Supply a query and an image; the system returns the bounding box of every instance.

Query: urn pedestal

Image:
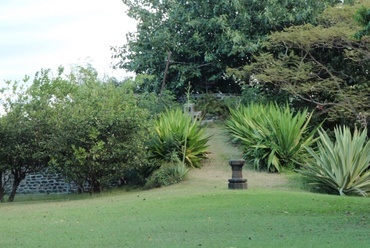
[228,159,247,190]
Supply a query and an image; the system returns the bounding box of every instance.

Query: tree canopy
[113,0,340,96]
[48,67,151,193]
[0,66,153,200]
[0,69,59,201]
[228,1,370,129]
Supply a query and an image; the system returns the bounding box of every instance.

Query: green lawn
[1,185,369,248]
[1,126,369,247]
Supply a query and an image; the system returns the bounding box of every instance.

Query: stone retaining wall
[2,170,80,194]
[3,170,122,195]
[16,171,77,194]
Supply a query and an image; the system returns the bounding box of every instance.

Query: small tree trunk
[0,171,5,202]
[8,170,25,202]
[89,178,101,195]
[8,184,18,202]
[77,184,84,194]
[160,51,172,97]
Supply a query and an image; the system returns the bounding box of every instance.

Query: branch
[284,85,354,113]
[307,51,357,113]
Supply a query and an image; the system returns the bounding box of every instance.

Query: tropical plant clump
[297,126,370,197]
[225,103,318,172]
[144,160,189,189]
[147,108,210,169]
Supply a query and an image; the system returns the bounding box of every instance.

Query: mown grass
[1,185,369,248]
[1,125,369,247]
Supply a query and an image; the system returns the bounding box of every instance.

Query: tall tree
[0,65,152,200]
[228,1,370,129]
[48,66,151,193]
[114,0,339,96]
[0,69,57,202]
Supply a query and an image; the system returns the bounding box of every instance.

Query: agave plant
[297,126,370,196]
[147,108,210,168]
[225,103,318,172]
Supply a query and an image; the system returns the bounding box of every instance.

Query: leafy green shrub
[195,94,231,119]
[297,126,370,196]
[225,103,318,172]
[147,108,210,168]
[117,75,179,116]
[48,68,151,193]
[138,151,178,182]
[137,90,179,116]
[144,162,189,189]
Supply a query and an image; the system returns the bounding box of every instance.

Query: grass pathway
[188,124,293,191]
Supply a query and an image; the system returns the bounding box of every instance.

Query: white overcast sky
[0,0,136,86]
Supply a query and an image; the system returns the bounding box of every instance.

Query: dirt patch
[188,124,291,190]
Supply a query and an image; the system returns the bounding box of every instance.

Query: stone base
[228,182,248,189]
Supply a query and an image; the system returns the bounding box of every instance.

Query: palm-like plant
[148,108,210,168]
[297,126,370,196]
[225,103,318,172]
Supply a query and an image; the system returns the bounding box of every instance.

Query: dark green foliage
[354,6,370,39]
[225,103,318,172]
[122,74,180,115]
[114,0,338,96]
[239,87,265,104]
[297,126,370,196]
[137,90,179,116]
[0,69,59,202]
[0,66,153,198]
[228,1,370,131]
[195,94,233,120]
[0,112,50,202]
[147,108,210,168]
[48,69,151,193]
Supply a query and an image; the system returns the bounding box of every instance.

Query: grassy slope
[1,126,370,248]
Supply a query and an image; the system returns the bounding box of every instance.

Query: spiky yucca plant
[148,108,210,168]
[297,126,370,196]
[225,103,318,172]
